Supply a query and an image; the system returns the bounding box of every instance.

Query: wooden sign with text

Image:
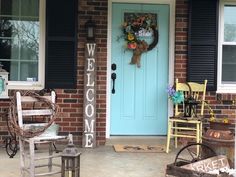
[181,155,230,173]
[82,43,97,148]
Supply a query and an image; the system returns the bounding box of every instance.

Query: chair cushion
[23,123,59,137]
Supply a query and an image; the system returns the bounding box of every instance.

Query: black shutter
[188,0,218,91]
[45,0,78,89]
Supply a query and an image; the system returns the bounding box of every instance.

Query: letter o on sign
[85,104,94,117]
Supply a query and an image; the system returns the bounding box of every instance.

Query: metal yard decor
[82,34,97,148]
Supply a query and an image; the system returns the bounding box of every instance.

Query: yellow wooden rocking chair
[166,79,207,153]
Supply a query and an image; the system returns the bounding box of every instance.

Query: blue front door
[110,3,169,135]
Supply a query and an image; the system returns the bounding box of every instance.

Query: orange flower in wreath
[127,42,137,49]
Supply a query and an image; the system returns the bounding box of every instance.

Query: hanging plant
[121,13,159,68]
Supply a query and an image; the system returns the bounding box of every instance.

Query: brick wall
[175,0,188,82]
[0,100,10,140]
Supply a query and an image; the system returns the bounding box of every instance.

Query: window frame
[217,0,236,93]
[4,0,46,90]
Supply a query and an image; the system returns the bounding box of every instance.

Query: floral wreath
[122,13,159,67]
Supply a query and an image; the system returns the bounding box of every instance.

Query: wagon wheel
[174,143,216,166]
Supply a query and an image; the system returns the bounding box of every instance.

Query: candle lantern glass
[61,142,81,177]
[184,97,199,117]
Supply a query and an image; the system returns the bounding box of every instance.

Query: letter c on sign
[86,89,94,102]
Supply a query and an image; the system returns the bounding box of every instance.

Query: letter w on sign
[87,43,96,57]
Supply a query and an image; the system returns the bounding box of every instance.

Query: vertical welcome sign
[82,43,96,148]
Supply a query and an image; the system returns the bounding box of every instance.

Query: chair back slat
[22,109,53,116]
[20,96,53,102]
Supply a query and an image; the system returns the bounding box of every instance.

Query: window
[0,0,45,90]
[218,0,236,93]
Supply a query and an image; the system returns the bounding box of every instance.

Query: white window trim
[7,0,45,90]
[217,0,236,93]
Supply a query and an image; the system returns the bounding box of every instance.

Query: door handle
[111,73,116,94]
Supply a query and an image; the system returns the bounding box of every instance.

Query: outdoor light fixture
[61,134,81,177]
[85,18,96,41]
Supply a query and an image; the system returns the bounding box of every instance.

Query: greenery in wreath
[121,13,159,68]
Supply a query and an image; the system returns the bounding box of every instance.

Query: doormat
[113,144,165,153]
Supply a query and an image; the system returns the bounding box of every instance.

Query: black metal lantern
[62,134,81,177]
[184,97,199,117]
[85,19,96,41]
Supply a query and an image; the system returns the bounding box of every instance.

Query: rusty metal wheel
[174,143,216,166]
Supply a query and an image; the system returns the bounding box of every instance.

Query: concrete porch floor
[0,136,180,177]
